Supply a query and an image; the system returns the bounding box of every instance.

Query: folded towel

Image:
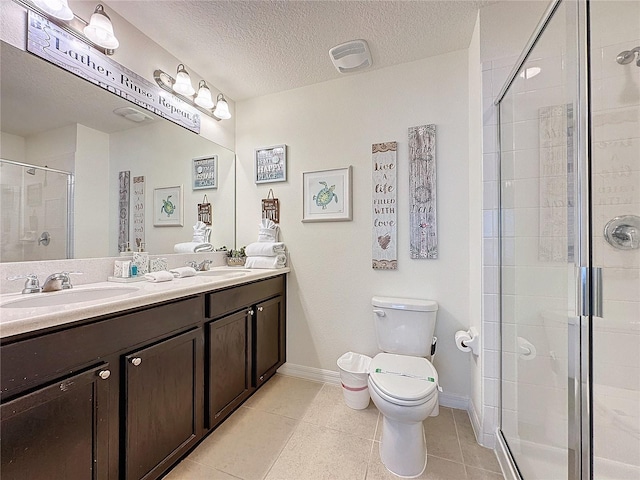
[144,271,174,283]
[244,253,287,269]
[245,242,286,257]
[170,266,197,278]
[173,242,214,253]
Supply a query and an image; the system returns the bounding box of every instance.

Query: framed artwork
[302,166,352,222]
[192,155,217,190]
[153,185,183,227]
[255,144,287,184]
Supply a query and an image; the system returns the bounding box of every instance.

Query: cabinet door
[207,309,252,429]
[123,329,202,480]
[1,363,111,480]
[254,295,285,386]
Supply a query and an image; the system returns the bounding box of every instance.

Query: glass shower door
[498,1,580,478]
[589,1,640,478]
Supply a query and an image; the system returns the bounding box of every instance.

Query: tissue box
[133,252,149,275]
[150,257,168,272]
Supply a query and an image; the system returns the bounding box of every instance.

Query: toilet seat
[369,353,438,406]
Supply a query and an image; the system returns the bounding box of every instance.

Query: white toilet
[368,296,439,478]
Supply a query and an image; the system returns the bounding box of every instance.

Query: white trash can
[337,352,372,410]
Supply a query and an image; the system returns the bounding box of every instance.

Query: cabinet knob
[130,357,142,366]
[248,309,254,315]
[257,306,264,312]
[98,370,111,380]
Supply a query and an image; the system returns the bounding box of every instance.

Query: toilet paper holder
[455,327,480,355]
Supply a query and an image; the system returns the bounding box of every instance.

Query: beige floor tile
[163,459,241,479]
[243,374,323,420]
[302,383,380,440]
[424,407,463,463]
[466,466,506,480]
[265,421,372,480]
[188,406,297,480]
[453,408,479,445]
[460,441,502,474]
[366,450,467,480]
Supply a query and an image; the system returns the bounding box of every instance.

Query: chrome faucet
[7,274,41,294]
[41,272,76,292]
[186,260,212,271]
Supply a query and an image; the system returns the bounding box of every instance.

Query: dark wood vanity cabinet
[123,329,203,480]
[205,275,286,429]
[254,295,286,387]
[1,363,111,480]
[0,274,286,480]
[206,309,252,429]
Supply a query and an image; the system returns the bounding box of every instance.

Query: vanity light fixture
[194,80,214,109]
[213,94,231,120]
[173,64,195,96]
[16,0,119,55]
[83,4,119,50]
[153,68,232,121]
[32,0,73,20]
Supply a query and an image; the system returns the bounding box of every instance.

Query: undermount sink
[197,269,250,278]
[1,286,139,309]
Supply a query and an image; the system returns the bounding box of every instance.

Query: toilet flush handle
[373,309,386,317]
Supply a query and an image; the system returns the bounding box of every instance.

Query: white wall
[0,132,25,161]
[236,51,474,401]
[74,124,109,258]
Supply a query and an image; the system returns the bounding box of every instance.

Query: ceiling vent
[113,106,153,123]
[329,39,372,74]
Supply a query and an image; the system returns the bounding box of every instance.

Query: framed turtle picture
[302,166,352,222]
[153,185,183,227]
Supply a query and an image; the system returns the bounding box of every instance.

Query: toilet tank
[372,296,438,358]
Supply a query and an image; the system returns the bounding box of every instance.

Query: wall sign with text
[26,11,201,133]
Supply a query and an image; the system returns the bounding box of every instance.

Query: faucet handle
[186,261,198,268]
[61,271,82,289]
[7,274,41,294]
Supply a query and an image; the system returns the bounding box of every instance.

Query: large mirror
[0,40,235,263]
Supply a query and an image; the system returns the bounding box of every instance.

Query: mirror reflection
[0,41,236,263]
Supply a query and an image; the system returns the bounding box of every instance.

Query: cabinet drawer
[206,276,284,319]
[1,296,202,401]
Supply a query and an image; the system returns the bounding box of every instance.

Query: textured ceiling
[107,0,487,101]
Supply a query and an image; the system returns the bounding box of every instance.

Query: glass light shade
[213,95,231,119]
[173,65,195,96]
[83,5,119,49]
[194,81,214,109]
[34,0,74,20]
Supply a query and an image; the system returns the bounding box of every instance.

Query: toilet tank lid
[372,296,438,312]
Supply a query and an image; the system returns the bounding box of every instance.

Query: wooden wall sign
[408,124,437,259]
[198,195,212,225]
[262,189,280,223]
[132,176,145,250]
[372,142,398,269]
[118,171,130,252]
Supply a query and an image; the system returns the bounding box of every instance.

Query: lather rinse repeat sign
[26,11,201,133]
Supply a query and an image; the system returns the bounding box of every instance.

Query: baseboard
[277,362,341,384]
[277,362,470,412]
[468,398,482,442]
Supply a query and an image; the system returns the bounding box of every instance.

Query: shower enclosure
[0,159,74,262]
[495,0,639,479]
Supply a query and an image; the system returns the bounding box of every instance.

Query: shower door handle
[577,266,603,318]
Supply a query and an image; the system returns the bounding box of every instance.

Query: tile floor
[164,374,505,480]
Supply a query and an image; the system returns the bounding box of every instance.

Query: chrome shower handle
[604,215,640,250]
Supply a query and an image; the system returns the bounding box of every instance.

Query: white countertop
[0,267,289,339]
